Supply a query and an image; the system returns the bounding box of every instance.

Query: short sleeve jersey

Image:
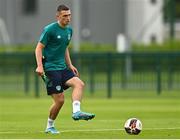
[39,22,72,71]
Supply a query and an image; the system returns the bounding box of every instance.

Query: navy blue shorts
[43,69,75,95]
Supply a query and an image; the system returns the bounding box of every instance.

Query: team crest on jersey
[56,85,61,91]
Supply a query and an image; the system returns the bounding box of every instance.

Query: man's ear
[56,13,58,18]
[56,12,60,18]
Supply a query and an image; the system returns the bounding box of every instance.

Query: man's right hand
[35,66,44,76]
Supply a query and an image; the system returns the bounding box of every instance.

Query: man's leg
[65,77,95,120]
[45,93,64,134]
[67,77,84,101]
[50,93,64,120]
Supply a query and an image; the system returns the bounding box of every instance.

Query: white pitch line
[60,127,180,133]
[1,127,180,134]
[145,127,180,130]
[0,131,30,134]
[60,128,124,133]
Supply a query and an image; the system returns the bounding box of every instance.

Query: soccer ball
[124,118,142,135]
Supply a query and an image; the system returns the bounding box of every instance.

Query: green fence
[0,52,180,98]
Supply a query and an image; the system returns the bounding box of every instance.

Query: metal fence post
[168,66,173,90]
[89,55,95,94]
[107,53,112,98]
[156,56,161,94]
[34,72,39,98]
[24,63,29,94]
[121,53,128,89]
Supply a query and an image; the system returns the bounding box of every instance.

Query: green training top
[39,22,72,71]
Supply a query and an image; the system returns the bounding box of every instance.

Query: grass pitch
[0,92,180,139]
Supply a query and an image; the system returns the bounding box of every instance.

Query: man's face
[57,10,71,27]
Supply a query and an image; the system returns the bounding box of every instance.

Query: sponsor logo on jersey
[57,35,61,39]
[68,34,71,40]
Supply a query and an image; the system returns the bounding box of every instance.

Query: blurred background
[0,0,180,98]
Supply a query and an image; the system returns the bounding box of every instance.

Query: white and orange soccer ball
[124,118,142,135]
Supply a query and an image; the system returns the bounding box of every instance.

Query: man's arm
[35,42,45,76]
[65,48,79,77]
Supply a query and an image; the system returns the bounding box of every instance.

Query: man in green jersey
[35,4,95,134]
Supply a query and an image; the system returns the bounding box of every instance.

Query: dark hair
[57,4,69,12]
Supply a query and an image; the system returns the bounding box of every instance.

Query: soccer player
[35,4,95,134]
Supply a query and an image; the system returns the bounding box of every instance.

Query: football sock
[46,117,54,129]
[72,100,81,113]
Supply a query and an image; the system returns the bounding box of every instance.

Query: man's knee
[54,94,65,106]
[57,97,64,105]
[76,80,85,89]
[66,77,85,89]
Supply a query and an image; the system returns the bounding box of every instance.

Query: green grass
[0,93,180,139]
